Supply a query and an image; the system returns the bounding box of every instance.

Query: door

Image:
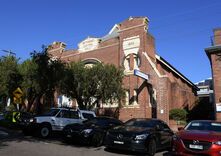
[53,110,71,131]
[69,110,82,124]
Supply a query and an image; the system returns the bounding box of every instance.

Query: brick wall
[205,28,221,121]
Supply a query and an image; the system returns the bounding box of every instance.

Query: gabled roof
[101,24,119,41]
[155,54,198,90]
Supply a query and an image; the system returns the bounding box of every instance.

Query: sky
[0,0,221,83]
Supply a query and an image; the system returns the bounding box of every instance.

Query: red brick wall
[206,28,221,121]
[211,52,221,120]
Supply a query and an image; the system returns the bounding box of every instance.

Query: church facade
[48,17,198,123]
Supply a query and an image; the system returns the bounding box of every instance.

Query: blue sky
[0,0,221,83]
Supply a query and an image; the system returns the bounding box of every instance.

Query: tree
[60,62,125,110]
[0,56,22,107]
[19,47,66,113]
[169,108,188,121]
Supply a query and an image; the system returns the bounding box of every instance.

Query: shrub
[169,108,188,121]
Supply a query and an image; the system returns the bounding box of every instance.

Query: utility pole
[1,49,16,56]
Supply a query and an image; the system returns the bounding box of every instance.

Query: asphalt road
[0,127,172,156]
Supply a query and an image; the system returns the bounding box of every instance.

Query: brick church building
[48,17,198,123]
[205,28,221,121]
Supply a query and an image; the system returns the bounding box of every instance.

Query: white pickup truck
[23,108,96,138]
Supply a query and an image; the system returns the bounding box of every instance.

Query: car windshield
[185,121,221,132]
[124,119,155,128]
[42,109,60,116]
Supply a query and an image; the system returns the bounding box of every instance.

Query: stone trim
[118,24,146,32]
[142,52,167,78]
[61,43,119,59]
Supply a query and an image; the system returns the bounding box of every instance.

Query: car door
[69,110,83,124]
[53,110,70,131]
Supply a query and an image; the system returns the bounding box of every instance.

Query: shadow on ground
[0,127,95,150]
[103,146,172,156]
[0,126,173,155]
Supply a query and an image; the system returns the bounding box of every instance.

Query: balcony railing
[211,35,221,46]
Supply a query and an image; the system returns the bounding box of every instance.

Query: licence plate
[189,144,203,149]
[114,141,124,144]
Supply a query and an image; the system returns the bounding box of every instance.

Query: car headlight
[29,118,36,123]
[82,129,93,134]
[134,134,149,140]
[214,141,221,146]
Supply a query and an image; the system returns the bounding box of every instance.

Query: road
[0,127,171,156]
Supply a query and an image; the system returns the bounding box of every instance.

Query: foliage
[18,47,66,113]
[60,62,125,110]
[169,108,188,121]
[0,56,22,100]
[0,47,125,113]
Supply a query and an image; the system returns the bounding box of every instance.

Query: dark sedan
[63,116,123,146]
[172,120,221,156]
[105,118,174,156]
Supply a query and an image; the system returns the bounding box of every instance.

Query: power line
[1,49,16,56]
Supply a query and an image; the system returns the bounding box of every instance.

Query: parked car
[105,118,174,156]
[172,120,221,156]
[63,116,123,146]
[22,108,96,138]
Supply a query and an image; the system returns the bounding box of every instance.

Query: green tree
[0,56,22,107]
[19,48,66,113]
[61,62,125,110]
[169,108,188,121]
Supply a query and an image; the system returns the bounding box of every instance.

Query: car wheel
[147,139,156,156]
[91,132,104,147]
[39,124,51,138]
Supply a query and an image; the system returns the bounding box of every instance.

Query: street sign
[13,97,22,104]
[13,87,23,98]
[134,69,149,80]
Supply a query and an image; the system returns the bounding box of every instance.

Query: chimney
[47,41,66,56]
[213,28,221,45]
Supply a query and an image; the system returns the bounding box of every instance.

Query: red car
[172,120,221,156]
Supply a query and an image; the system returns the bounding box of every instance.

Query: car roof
[79,110,95,113]
[129,118,162,121]
[190,120,221,123]
[51,108,93,112]
[94,116,120,120]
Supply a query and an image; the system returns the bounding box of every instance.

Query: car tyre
[147,138,156,156]
[91,132,104,147]
[39,124,51,138]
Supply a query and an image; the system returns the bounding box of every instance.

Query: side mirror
[178,127,184,131]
